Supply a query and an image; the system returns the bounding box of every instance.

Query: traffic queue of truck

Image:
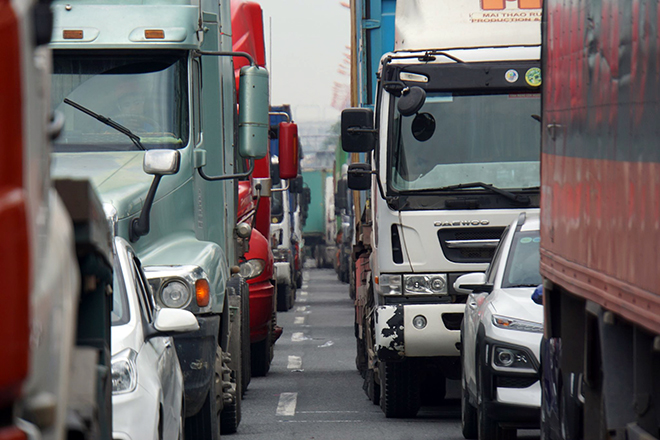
[1,0,306,439]
[340,0,659,439]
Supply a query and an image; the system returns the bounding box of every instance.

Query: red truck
[541,1,660,439]
[232,0,290,376]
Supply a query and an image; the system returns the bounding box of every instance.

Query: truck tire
[355,336,368,378]
[220,350,241,434]
[184,348,223,440]
[364,368,380,405]
[276,283,290,312]
[378,361,421,418]
[251,326,272,377]
[239,278,251,394]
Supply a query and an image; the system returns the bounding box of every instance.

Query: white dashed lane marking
[291,332,306,342]
[287,355,302,369]
[296,306,308,312]
[276,392,298,416]
[294,316,305,325]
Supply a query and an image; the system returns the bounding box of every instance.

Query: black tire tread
[379,361,421,418]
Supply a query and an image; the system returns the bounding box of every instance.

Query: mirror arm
[271,180,290,193]
[372,171,387,201]
[130,174,163,243]
[194,50,255,66]
[198,159,254,182]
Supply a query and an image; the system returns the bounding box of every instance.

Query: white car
[457,212,543,440]
[111,237,199,440]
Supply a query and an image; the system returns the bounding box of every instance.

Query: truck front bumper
[172,314,220,417]
[274,261,291,285]
[374,304,464,360]
[248,279,274,343]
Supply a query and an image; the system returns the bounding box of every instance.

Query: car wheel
[461,371,478,439]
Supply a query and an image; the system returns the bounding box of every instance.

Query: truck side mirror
[397,86,426,116]
[341,108,376,153]
[278,122,299,179]
[335,178,348,212]
[238,65,269,159]
[347,163,372,191]
[143,150,180,175]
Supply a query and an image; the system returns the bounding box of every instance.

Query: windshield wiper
[63,98,145,151]
[437,182,531,205]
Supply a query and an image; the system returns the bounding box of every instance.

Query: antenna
[269,16,273,95]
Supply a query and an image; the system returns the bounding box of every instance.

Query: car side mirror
[347,163,372,191]
[152,308,199,334]
[341,108,376,152]
[454,272,491,295]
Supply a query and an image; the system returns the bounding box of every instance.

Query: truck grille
[437,227,505,263]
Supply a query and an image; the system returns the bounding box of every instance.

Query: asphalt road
[237,267,541,440]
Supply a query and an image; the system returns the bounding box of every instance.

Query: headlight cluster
[379,273,448,295]
[161,280,191,308]
[144,265,210,310]
[492,315,543,333]
[492,346,536,373]
[239,259,266,280]
[112,348,138,394]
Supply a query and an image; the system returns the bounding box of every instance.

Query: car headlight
[378,274,402,295]
[161,279,191,308]
[112,349,138,394]
[239,259,266,280]
[492,315,543,333]
[492,346,536,373]
[403,274,447,295]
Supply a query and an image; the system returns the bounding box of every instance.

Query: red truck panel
[0,0,30,408]
[541,0,660,335]
[231,1,266,94]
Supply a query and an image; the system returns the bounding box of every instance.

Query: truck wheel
[220,350,241,434]
[251,333,271,377]
[378,361,421,418]
[276,283,289,312]
[240,278,251,394]
[363,368,380,405]
[355,337,368,378]
[421,372,446,405]
[184,348,223,440]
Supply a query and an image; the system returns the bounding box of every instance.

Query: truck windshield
[390,91,540,192]
[52,52,188,152]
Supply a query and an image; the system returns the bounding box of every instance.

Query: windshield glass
[390,91,540,191]
[111,256,130,326]
[502,230,541,288]
[52,52,188,152]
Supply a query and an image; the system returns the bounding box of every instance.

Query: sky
[256,0,351,123]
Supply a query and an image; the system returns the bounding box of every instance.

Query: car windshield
[390,91,540,191]
[502,230,542,288]
[52,52,188,152]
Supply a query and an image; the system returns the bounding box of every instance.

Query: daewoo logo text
[435,220,490,227]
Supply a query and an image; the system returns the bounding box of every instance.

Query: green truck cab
[49,0,270,437]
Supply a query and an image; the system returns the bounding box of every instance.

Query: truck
[334,146,353,284]
[270,105,302,310]
[1,1,114,439]
[301,168,335,269]
[540,1,660,439]
[231,0,290,376]
[48,0,295,437]
[342,0,542,418]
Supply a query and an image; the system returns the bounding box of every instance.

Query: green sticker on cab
[525,67,542,87]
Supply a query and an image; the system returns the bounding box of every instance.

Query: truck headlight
[239,259,266,280]
[492,315,543,333]
[112,349,138,394]
[403,274,447,295]
[161,280,191,308]
[378,274,402,295]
